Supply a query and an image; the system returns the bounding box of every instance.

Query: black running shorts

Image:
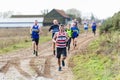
[56,47,67,59]
[52,33,55,38]
[92,29,96,33]
[32,38,39,45]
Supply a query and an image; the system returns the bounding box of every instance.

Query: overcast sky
[0,0,120,19]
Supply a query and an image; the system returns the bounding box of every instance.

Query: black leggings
[67,38,71,51]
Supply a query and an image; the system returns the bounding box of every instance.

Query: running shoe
[58,66,62,71]
[33,50,35,54]
[35,51,38,56]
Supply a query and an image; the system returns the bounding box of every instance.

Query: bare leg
[53,42,55,50]
[32,41,35,53]
[72,39,75,47]
[32,42,35,50]
[53,42,56,55]
[86,30,88,36]
[74,38,77,49]
[58,58,61,67]
[35,44,38,52]
[67,38,71,51]
[62,57,66,61]
[35,42,38,56]
[94,30,96,36]
[62,56,66,67]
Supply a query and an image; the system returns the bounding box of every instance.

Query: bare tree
[66,8,81,18]
[41,9,49,16]
[66,8,81,23]
[2,11,14,18]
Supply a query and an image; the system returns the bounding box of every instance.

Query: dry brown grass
[0,27,50,49]
[0,27,29,49]
[0,27,29,37]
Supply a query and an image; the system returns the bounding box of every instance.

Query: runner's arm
[49,26,53,32]
[66,33,69,42]
[52,32,57,43]
[77,28,80,34]
[39,26,42,34]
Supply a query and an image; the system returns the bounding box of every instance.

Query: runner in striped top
[53,24,69,71]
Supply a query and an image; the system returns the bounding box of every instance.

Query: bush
[100,11,120,34]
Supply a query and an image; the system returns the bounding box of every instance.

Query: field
[0,27,51,54]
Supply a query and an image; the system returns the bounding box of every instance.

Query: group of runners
[51,19,79,71]
[83,21,97,36]
[30,19,97,71]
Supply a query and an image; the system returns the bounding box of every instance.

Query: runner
[49,19,59,55]
[65,24,72,52]
[84,22,88,36]
[30,20,42,56]
[91,22,97,36]
[71,22,80,49]
[53,24,69,71]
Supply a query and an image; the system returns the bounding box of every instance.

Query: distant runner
[71,22,80,49]
[53,24,68,71]
[84,22,88,36]
[91,22,97,36]
[30,20,42,56]
[49,19,59,55]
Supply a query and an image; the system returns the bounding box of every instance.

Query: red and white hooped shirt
[56,32,67,48]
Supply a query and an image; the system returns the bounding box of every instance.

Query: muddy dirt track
[0,33,97,80]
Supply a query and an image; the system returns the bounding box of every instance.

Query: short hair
[53,19,58,23]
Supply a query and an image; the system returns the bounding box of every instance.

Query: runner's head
[34,20,38,25]
[74,21,78,26]
[71,22,77,27]
[67,24,71,29]
[92,22,96,26]
[59,24,65,32]
[53,19,58,25]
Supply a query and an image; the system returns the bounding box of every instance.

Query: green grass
[71,31,120,80]
[40,35,51,43]
[72,54,114,80]
[0,35,51,54]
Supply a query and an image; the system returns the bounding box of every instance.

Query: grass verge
[70,31,120,80]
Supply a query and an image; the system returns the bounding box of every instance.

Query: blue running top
[71,26,79,38]
[31,25,40,39]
